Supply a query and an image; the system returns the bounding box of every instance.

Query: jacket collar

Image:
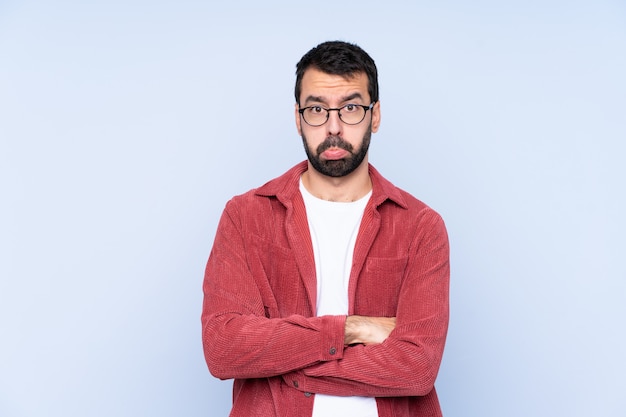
[255,161,408,210]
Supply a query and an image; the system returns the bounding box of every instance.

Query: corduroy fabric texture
[202,161,450,417]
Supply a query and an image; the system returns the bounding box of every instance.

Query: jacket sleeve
[282,211,450,397]
[201,199,347,380]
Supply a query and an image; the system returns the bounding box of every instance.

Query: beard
[301,125,371,178]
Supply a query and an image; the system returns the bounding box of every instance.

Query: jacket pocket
[353,256,408,315]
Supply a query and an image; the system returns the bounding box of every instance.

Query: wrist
[344,315,364,345]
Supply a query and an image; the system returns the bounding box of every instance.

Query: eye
[309,106,324,114]
[343,104,359,113]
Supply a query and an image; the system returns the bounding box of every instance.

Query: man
[202,41,449,417]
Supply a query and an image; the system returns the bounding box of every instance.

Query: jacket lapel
[347,199,381,315]
[284,189,318,316]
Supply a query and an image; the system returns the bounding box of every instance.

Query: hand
[344,315,397,346]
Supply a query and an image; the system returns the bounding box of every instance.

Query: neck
[301,161,372,202]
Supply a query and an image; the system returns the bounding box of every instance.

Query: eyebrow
[303,92,365,106]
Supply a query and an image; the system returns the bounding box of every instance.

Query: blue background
[1,1,625,416]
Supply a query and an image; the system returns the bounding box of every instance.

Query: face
[295,68,380,178]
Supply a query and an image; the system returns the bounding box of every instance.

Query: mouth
[317,136,353,161]
[320,147,350,160]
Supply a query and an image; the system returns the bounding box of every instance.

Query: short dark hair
[295,41,379,105]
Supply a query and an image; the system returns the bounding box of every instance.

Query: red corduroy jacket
[202,161,450,417]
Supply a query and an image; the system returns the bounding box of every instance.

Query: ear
[295,103,302,136]
[371,101,381,133]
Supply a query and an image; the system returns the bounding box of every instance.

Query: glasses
[298,102,375,127]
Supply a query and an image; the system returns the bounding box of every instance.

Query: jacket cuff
[318,314,346,361]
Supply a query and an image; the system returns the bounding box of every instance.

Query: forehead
[300,68,369,104]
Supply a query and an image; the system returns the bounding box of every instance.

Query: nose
[325,109,343,136]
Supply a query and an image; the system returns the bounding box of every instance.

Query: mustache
[316,136,354,154]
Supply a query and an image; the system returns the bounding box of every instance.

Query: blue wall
[1,1,624,416]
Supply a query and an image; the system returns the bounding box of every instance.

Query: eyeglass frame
[297,102,376,127]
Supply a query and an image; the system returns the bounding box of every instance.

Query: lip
[321,148,349,160]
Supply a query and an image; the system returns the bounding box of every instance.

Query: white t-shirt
[300,179,378,417]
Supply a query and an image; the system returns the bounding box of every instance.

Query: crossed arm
[202,202,449,398]
[344,315,397,345]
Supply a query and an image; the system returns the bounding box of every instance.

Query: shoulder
[370,165,446,229]
[369,165,437,211]
[225,161,307,211]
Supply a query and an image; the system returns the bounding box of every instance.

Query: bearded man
[202,40,450,417]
